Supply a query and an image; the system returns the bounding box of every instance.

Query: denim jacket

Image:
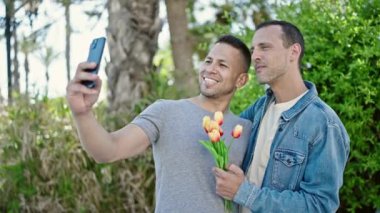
[235,81,350,212]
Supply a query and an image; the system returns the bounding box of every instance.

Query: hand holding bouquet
[199,111,243,212]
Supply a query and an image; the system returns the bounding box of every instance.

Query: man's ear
[290,43,301,62]
[236,73,249,89]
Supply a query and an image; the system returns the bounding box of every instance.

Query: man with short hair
[214,20,350,212]
[67,35,253,212]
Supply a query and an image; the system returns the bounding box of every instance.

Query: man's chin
[257,78,269,85]
[200,91,216,98]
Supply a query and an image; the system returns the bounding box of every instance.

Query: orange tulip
[209,120,220,132]
[202,116,211,132]
[232,124,243,138]
[214,111,223,126]
[208,129,221,143]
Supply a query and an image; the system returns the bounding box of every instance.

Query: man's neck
[189,95,230,113]
[270,76,307,104]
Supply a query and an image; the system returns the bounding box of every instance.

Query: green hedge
[0,97,155,212]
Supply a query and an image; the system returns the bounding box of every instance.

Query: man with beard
[66,35,252,212]
[213,20,350,212]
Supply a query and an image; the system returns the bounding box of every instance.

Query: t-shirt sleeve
[131,100,165,144]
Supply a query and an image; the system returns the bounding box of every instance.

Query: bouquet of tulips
[199,111,243,213]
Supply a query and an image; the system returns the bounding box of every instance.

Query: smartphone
[81,37,106,88]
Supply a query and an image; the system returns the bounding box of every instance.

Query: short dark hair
[256,20,305,69]
[215,35,251,73]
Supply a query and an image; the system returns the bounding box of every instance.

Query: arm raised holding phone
[66,39,150,163]
[66,35,255,212]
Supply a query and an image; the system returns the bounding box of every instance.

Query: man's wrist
[233,179,259,207]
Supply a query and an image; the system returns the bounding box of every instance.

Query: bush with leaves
[276,0,380,211]
[0,96,155,212]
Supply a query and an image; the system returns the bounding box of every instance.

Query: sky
[0,1,170,100]
[1,1,109,99]
[0,1,226,100]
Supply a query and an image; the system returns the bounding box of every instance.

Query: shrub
[0,96,155,212]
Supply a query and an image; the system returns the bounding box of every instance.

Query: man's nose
[205,63,217,74]
[251,49,261,62]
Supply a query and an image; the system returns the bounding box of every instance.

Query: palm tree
[4,0,15,103]
[106,0,161,114]
[37,46,60,96]
[63,0,72,84]
[20,36,37,95]
[3,0,41,103]
[12,20,20,94]
[21,22,52,96]
[55,0,73,85]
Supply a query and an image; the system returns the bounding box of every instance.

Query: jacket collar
[265,81,318,121]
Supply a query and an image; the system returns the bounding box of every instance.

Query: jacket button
[287,159,292,165]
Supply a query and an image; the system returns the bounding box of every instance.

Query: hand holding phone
[81,37,106,88]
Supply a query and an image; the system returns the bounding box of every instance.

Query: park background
[0,0,379,212]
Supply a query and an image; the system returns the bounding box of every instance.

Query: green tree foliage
[277,0,380,212]
[188,0,270,63]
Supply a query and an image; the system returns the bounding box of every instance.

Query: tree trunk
[65,2,71,83]
[165,0,198,96]
[12,22,20,94]
[45,67,49,96]
[5,0,13,104]
[24,53,30,95]
[106,0,161,114]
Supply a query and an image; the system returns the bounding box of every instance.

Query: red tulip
[219,126,224,136]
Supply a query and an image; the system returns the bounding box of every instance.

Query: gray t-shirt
[132,99,252,213]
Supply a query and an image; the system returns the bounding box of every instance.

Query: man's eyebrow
[215,58,230,65]
[251,42,272,51]
[258,42,272,47]
[206,56,228,63]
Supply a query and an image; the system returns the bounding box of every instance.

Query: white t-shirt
[242,91,307,213]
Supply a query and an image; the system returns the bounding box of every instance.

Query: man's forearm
[73,112,117,163]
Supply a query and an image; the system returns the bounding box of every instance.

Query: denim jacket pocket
[271,149,305,191]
